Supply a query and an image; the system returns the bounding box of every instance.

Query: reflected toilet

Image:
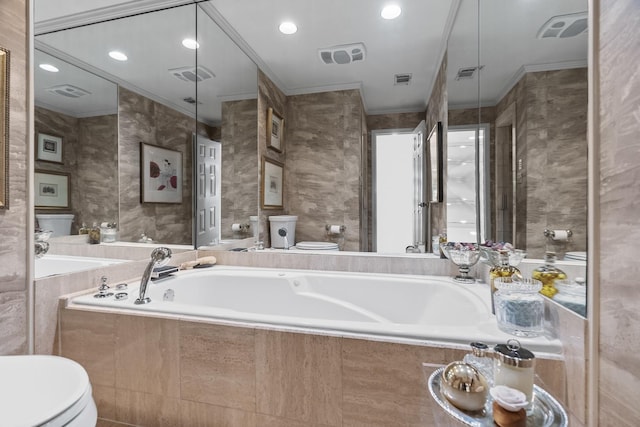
[36,213,74,237]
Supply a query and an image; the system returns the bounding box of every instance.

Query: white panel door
[194,135,221,248]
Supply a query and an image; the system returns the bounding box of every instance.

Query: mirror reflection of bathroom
[32,0,588,315]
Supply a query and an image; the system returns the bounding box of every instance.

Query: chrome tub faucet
[135,247,172,305]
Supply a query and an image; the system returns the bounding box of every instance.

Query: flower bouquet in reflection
[441,242,481,284]
[479,241,526,268]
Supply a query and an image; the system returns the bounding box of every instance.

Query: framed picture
[140,142,183,204]
[261,156,284,209]
[34,170,70,209]
[266,107,284,153]
[428,121,443,203]
[36,133,63,164]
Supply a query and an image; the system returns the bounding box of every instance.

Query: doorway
[372,121,427,253]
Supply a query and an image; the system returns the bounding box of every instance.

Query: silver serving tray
[427,367,568,427]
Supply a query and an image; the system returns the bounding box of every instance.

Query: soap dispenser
[532,251,567,298]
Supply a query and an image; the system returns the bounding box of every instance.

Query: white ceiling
[34,0,588,122]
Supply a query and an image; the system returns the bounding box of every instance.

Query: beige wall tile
[60,309,115,387]
[93,384,116,421]
[115,389,181,426]
[96,419,132,427]
[115,314,180,397]
[341,338,464,427]
[256,330,342,426]
[256,414,335,427]
[179,321,256,411]
[180,400,256,427]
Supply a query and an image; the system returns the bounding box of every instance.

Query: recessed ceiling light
[108,51,128,61]
[182,38,200,49]
[381,4,402,20]
[39,63,59,72]
[459,145,467,149]
[279,22,298,35]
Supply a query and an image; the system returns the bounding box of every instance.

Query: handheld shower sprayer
[135,247,172,305]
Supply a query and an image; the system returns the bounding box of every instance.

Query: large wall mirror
[33,0,588,315]
[34,2,259,247]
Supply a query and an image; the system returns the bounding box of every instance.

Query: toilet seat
[0,355,97,427]
[295,241,340,251]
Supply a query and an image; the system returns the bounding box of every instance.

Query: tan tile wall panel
[255,330,342,426]
[179,321,256,411]
[115,389,181,426]
[342,338,465,427]
[599,0,640,425]
[285,90,363,251]
[180,400,256,427]
[60,309,116,387]
[0,0,28,355]
[114,315,181,398]
[220,99,259,240]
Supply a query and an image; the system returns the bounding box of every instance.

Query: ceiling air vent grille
[455,66,483,81]
[45,84,91,98]
[394,73,412,85]
[183,97,202,105]
[318,43,366,65]
[169,66,216,83]
[537,12,588,39]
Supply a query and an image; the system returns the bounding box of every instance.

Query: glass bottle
[489,250,521,314]
[462,341,494,385]
[532,251,567,298]
[438,229,447,259]
[78,223,89,235]
[88,222,101,244]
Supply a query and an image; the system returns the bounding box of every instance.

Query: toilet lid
[295,241,339,250]
[0,355,92,427]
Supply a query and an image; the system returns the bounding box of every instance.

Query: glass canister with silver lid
[493,339,535,403]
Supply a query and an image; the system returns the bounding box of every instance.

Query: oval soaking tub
[71,265,562,354]
[36,254,127,279]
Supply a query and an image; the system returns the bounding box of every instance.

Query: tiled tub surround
[34,250,199,355]
[55,250,587,426]
[60,303,568,427]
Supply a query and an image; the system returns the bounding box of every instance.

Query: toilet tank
[36,214,75,237]
[269,215,297,248]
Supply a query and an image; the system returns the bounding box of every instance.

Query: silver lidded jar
[493,339,535,403]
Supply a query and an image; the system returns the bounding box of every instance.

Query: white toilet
[36,214,75,237]
[0,355,97,426]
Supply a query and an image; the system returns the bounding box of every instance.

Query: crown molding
[35,0,195,35]
[494,59,589,105]
[35,40,218,127]
[35,101,117,118]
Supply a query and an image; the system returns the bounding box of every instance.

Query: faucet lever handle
[98,276,110,291]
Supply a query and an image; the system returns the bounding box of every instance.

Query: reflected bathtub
[71,266,562,353]
[35,254,127,279]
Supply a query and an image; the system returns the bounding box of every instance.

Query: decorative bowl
[480,246,526,268]
[441,242,481,284]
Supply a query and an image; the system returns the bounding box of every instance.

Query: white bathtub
[35,255,127,279]
[71,266,562,354]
